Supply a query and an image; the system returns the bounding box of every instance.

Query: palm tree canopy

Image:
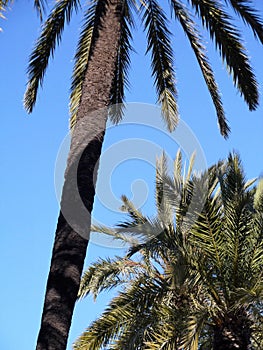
[74,152,263,349]
[24,0,263,137]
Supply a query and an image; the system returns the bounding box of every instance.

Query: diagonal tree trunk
[36,1,123,349]
[213,310,252,350]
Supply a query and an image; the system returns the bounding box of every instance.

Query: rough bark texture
[213,310,252,350]
[36,1,122,349]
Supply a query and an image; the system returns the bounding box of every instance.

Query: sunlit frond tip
[142,0,179,132]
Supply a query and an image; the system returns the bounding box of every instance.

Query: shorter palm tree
[74,152,263,349]
[74,150,203,349]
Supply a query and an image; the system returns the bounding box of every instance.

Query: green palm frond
[226,0,263,44]
[171,0,229,137]
[190,0,259,111]
[74,278,165,350]
[142,0,178,131]
[108,0,134,124]
[155,152,174,225]
[144,320,178,349]
[24,0,81,113]
[78,256,146,300]
[91,223,140,246]
[180,309,208,350]
[70,0,98,128]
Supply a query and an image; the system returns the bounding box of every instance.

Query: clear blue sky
[1,1,263,349]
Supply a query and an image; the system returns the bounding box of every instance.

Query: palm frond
[74,278,165,350]
[190,0,259,111]
[155,152,174,225]
[0,0,12,30]
[24,0,81,113]
[91,223,140,246]
[171,0,229,137]
[108,0,134,124]
[142,0,178,131]
[226,0,263,44]
[78,256,145,300]
[34,0,47,21]
[180,308,208,350]
[70,0,98,128]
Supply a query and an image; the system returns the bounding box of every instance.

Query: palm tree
[74,152,263,349]
[23,1,263,349]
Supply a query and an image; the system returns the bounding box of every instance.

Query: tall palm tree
[23,1,263,349]
[74,152,263,349]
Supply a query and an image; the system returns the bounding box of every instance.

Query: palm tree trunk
[213,311,252,350]
[36,1,123,349]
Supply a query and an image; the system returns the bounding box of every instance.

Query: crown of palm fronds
[24,0,263,137]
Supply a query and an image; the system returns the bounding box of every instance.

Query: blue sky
[1,1,263,349]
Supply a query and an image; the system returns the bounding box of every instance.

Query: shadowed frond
[142,0,178,131]
[34,0,47,21]
[70,0,98,128]
[171,0,229,137]
[190,0,259,110]
[179,303,211,350]
[226,0,263,44]
[108,0,134,123]
[24,0,81,113]
[0,0,12,30]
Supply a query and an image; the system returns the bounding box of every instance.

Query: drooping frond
[34,0,47,21]
[78,256,145,300]
[24,0,81,113]
[226,0,263,44]
[142,0,178,131]
[189,0,259,111]
[74,278,165,350]
[171,0,229,137]
[108,0,134,124]
[0,0,12,30]
[70,0,98,128]
[91,223,140,246]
